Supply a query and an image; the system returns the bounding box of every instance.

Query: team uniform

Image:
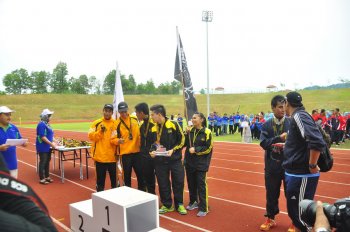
[260,117,291,220]
[207,115,215,132]
[88,117,118,192]
[184,126,213,214]
[139,117,157,194]
[152,119,185,210]
[221,115,229,135]
[283,107,326,231]
[233,114,241,134]
[228,115,234,134]
[113,114,144,190]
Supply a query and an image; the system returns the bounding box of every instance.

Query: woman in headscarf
[36,109,56,184]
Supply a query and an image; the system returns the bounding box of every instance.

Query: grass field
[19,122,350,149]
[1,88,350,123]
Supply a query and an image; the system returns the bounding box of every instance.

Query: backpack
[316,124,334,172]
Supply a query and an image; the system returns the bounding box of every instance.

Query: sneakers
[159,205,174,214]
[287,224,296,232]
[197,211,208,217]
[260,218,276,231]
[45,177,53,183]
[39,179,49,185]
[177,205,187,215]
[186,201,198,211]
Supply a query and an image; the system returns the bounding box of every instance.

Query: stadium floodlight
[202,10,213,118]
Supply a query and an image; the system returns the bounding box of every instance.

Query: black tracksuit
[139,118,157,194]
[282,107,325,232]
[152,119,185,208]
[0,168,57,232]
[283,108,325,174]
[259,117,291,219]
[184,127,213,212]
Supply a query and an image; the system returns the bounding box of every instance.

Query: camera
[128,133,133,140]
[300,197,350,232]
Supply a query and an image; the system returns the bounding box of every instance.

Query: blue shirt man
[0,106,27,178]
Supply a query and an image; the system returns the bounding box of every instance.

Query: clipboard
[5,139,28,146]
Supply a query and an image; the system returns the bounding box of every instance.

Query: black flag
[174,28,198,121]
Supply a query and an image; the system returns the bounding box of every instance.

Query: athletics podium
[70,186,170,232]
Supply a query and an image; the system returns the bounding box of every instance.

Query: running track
[15,128,350,231]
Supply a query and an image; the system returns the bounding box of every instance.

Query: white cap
[0,106,15,113]
[41,109,54,116]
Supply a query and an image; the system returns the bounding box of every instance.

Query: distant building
[266,85,277,92]
[214,86,224,94]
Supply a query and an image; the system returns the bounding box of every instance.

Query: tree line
[1,62,182,95]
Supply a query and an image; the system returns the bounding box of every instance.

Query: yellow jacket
[88,117,117,162]
[111,114,141,155]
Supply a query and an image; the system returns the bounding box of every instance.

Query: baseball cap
[103,104,114,110]
[118,102,128,112]
[0,106,15,114]
[286,91,303,107]
[41,108,54,116]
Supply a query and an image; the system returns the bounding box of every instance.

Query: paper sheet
[5,139,28,146]
[155,151,169,157]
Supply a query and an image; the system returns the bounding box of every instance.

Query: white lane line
[210,165,350,181]
[160,215,212,232]
[212,157,263,165]
[18,159,96,192]
[51,217,72,232]
[207,177,342,200]
[209,195,287,215]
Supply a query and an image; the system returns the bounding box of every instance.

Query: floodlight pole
[202,10,213,118]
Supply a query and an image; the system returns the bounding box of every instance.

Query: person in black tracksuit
[184,112,213,217]
[149,104,186,215]
[135,103,157,194]
[283,92,326,232]
[259,95,291,230]
[0,153,58,232]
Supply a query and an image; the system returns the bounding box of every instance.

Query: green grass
[1,89,349,123]
[19,122,350,149]
[20,122,91,132]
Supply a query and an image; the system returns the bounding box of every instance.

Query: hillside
[1,88,349,122]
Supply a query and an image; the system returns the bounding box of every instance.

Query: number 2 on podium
[78,215,84,231]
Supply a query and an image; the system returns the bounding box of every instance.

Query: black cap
[286,91,303,107]
[103,104,114,110]
[118,101,128,112]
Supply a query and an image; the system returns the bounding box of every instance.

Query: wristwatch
[315,227,331,232]
[309,163,317,169]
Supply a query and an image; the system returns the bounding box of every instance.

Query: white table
[36,146,91,183]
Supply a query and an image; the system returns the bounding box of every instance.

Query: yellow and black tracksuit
[111,115,144,190]
[184,126,213,213]
[88,117,117,192]
[139,118,157,194]
[152,119,185,208]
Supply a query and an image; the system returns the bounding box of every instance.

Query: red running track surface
[14,128,350,231]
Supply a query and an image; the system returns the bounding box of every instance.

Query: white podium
[70,186,168,232]
[70,199,98,232]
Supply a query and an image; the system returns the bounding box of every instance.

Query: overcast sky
[1,0,349,93]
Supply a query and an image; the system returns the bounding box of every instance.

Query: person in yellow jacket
[88,104,118,192]
[111,102,145,190]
